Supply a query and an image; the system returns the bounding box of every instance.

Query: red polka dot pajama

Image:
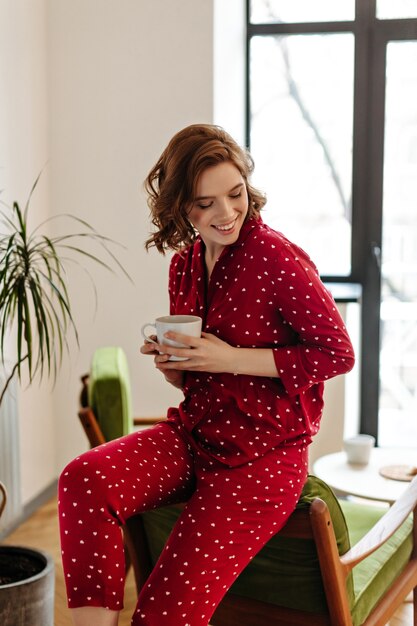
[59,217,354,625]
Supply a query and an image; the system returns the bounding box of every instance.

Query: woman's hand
[153,332,237,374]
[140,336,185,388]
[143,332,278,378]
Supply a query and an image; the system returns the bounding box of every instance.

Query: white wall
[0,0,56,505]
[1,0,352,505]
[1,0,216,505]
[47,0,216,478]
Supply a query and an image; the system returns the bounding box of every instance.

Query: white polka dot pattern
[168,217,355,465]
[58,421,308,625]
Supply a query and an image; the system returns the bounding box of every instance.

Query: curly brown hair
[144,124,266,254]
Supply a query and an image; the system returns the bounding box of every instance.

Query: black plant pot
[0,546,54,626]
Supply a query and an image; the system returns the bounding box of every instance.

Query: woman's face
[187,161,249,257]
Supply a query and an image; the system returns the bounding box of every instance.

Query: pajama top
[167,216,355,466]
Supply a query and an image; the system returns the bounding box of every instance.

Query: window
[250,32,354,276]
[247,0,417,444]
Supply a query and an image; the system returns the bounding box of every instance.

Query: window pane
[378,42,417,447]
[250,0,354,24]
[249,34,354,275]
[377,0,417,20]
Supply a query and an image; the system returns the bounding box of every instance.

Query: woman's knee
[58,448,109,502]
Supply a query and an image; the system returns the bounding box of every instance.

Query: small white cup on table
[343,434,376,465]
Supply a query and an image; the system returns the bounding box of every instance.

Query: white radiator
[0,368,22,533]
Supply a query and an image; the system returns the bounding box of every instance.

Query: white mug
[343,434,376,465]
[141,315,202,361]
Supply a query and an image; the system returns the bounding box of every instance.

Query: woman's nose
[217,197,235,216]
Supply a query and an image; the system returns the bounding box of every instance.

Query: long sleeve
[271,241,355,397]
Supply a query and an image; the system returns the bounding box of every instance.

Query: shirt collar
[229,215,262,248]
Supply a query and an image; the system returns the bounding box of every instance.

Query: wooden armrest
[133,416,167,426]
[341,475,417,570]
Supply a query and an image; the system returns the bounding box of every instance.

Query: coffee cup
[141,315,202,361]
[343,434,376,465]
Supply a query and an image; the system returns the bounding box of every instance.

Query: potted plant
[0,481,55,625]
[0,174,131,625]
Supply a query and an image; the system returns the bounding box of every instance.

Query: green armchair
[78,347,417,625]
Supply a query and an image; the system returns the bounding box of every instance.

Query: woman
[59,124,354,626]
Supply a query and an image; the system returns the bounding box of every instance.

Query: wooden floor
[3,496,414,625]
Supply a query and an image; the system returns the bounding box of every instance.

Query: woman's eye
[197,202,213,209]
[230,191,242,199]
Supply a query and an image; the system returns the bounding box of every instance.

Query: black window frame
[246,0,417,441]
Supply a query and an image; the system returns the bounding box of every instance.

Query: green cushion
[340,500,413,626]
[142,506,183,566]
[88,346,133,441]
[142,475,354,614]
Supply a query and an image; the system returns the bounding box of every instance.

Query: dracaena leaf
[0,172,132,405]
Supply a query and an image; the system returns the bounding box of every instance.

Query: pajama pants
[58,420,308,626]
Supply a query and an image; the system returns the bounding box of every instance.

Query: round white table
[313,448,417,504]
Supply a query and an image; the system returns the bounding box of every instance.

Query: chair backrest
[88,346,133,441]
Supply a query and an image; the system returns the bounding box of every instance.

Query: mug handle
[141,323,158,345]
[0,481,7,522]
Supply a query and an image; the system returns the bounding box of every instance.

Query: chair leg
[414,586,417,626]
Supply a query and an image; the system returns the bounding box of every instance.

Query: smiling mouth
[212,217,238,232]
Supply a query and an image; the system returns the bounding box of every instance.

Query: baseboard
[0,478,58,540]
